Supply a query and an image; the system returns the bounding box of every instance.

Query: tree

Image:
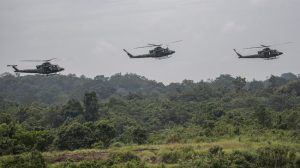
[233,76,246,92]
[62,99,83,118]
[84,92,99,121]
[281,73,297,81]
[132,127,147,145]
[55,122,93,150]
[254,105,272,128]
[212,74,235,92]
[248,80,264,92]
[94,120,116,147]
[268,75,288,88]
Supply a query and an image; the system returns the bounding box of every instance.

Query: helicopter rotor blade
[266,42,293,47]
[21,60,44,62]
[167,40,183,44]
[134,45,156,49]
[243,46,265,49]
[147,43,162,47]
[45,58,57,62]
[260,45,270,48]
[134,40,182,49]
[243,42,292,50]
[21,58,57,62]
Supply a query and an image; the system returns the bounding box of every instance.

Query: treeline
[0,72,299,105]
[0,73,165,104]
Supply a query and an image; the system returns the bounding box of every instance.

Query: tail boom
[233,49,243,58]
[123,49,134,58]
[7,65,19,72]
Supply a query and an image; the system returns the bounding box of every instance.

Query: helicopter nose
[278,52,283,55]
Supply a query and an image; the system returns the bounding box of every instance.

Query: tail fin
[123,49,134,58]
[7,65,19,72]
[233,49,243,58]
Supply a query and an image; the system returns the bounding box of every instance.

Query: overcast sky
[0,0,299,83]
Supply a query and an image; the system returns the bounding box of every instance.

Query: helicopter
[7,58,64,75]
[123,40,182,59]
[233,42,291,60]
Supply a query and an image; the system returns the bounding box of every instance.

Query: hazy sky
[0,0,299,83]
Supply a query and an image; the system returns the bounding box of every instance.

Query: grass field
[43,137,300,167]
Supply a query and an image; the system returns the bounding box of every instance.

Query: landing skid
[264,57,278,60]
[46,73,59,76]
[156,56,172,60]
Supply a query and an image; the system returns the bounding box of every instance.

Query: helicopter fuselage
[234,48,283,59]
[123,47,175,58]
[8,62,64,75]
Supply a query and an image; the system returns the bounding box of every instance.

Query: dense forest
[0,72,299,167]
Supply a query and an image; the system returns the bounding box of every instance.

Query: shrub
[160,150,181,164]
[110,142,125,148]
[257,145,297,168]
[228,151,257,168]
[108,151,140,165]
[59,160,108,168]
[91,141,105,149]
[0,150,46,168]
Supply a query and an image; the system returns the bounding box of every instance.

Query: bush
[160,150,181,164]
[132,127,148,145]
[59,160,108,168]
[108,151,140,165]
[0,150,46,168]
[228,151,257,168]
[177,146,230,168]
[91,141,105,149]
[110,142,125,148]
[257,145,297,168]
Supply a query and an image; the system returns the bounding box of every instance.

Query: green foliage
[94,120,116,147]
[257,145,297,168]
[55,122,93,150]
[132,127,148,145]
[91,141,105,149]
[59,160,108,168]
[160,150,181,164]
[62,99,84,119]
[0,73,300,167]
[179,146,299,168]
[83,92,99,121]
[206,146,230,168]
[233,76,246,92]
[0,150,46,168]
[108,151,140,165]
[254,105,272,128]
[58,160,147,168]
[228,151,257,168]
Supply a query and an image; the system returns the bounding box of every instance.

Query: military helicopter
[123,40,182,59]
[7,58,64,75]
[233,42,292,60]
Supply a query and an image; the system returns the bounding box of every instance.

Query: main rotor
[134,40,182,49]
[21,58,57,63]
[243,42,292,50]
